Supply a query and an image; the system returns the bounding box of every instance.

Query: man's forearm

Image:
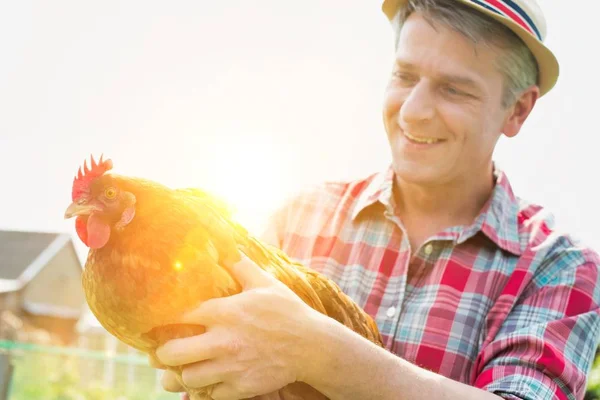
[300,313,501,400]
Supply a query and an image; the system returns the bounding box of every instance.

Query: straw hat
[381,0,559,96]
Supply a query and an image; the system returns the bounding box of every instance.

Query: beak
[64,202,100,219]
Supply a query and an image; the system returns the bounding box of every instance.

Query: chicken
[64,155,383,400]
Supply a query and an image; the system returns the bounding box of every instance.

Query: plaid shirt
[264,165,600,400]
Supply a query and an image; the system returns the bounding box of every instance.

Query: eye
[442,85,473,99]
[393,71,418,86]
[443,86,461,96]
[104,187,117,199]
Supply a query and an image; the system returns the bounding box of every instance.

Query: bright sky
[1,1,599,262]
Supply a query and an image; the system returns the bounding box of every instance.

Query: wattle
[75,216,89,246]
[87,213,111,249]
[75,214,111,249]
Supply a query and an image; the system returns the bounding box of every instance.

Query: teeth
[405,132,441,144]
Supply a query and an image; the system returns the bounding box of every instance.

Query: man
[153,0,600,399]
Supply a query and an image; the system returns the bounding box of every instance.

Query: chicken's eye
[104,187,117,199]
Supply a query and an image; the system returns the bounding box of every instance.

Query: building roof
[0,230,77,293]
[0,231,61,280]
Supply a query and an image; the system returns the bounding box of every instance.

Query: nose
[399,81,435,126]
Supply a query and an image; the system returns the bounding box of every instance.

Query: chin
[392,159,450,186]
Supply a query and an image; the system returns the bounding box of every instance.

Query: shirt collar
[351,165,396,221]
[351,164,523,256]
[459,167,523,255]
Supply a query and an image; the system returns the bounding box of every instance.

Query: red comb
[71,154,113,200]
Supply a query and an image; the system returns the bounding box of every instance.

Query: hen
[64,155,383,400]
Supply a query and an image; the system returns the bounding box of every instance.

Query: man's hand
[153,254,323,399]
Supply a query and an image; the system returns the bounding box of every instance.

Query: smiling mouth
[404,131,444,144]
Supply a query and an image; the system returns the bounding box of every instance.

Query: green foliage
[7,343,600,399]
[6,351,178,400]
[586,349,600,400]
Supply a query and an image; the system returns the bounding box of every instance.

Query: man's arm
[303,311,501,400]
[312,261,600,400]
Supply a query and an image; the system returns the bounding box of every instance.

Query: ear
[502,85,540,138]
[115,192,137,231]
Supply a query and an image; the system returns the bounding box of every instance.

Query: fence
[5,339,600,399]
[0,340,178,400]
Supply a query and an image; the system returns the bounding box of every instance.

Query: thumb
[226,252,275,290]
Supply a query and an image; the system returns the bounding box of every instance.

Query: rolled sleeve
[474,262,600,400]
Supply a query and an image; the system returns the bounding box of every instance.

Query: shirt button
[424,244,433,255]
[386,307,396,318]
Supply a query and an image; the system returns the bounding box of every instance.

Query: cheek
[441,104,468,134]
[438,102,482,142]
[383,86,404,124]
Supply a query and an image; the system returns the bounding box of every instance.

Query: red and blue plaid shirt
[264,165,600,400]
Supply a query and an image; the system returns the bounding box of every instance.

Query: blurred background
[0,1,599,399]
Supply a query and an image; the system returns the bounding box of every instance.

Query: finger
[161,369,185,393]
[148,353,166,369]
[225,253,275,290]
[182,296,235,326]
[181,360,226,389]
[211,383,245,400]
[181,256,276,325]
[156,330,229,366]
